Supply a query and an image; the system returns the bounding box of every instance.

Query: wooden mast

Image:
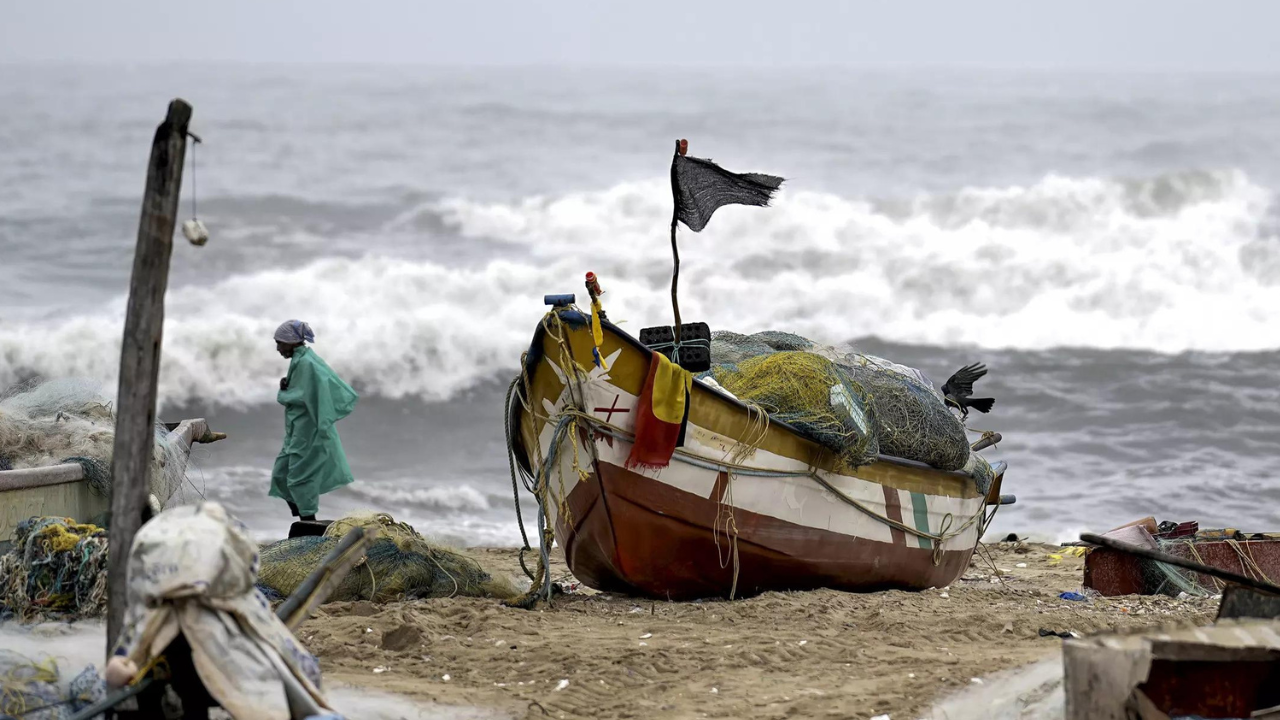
[106,99,193,652]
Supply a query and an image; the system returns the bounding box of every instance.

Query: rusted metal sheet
[1063,619,1280,720]
[1085,537,1280,597]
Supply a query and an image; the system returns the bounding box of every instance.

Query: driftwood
[107,99,195,651]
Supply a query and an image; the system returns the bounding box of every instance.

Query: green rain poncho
[269,346,358,516]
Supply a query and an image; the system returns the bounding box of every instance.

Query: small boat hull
[514,309,1002,600]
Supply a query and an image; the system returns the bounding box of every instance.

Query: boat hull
[560,457,973,599]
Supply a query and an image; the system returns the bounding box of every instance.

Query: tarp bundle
[114,502,333,720]
[0,517,109,621]
[257,512,517,604]
[706,331,993,489]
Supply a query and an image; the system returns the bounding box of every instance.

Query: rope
[190,136,197,220]
[645,337,710,367]
[504,377,536,580]
[1227,539,1274,585]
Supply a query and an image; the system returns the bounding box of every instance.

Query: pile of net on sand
[257,512,518,603]
[706,331,993,490]
[0,378,200,511]
[0,648,104,720]
[0,517,109,621]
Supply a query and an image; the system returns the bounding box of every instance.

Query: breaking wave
[1,169,1277,407]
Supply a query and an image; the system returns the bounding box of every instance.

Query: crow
[942,363,995,421]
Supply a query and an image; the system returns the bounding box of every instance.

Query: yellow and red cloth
[625,352,693,470]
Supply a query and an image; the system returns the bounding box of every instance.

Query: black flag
[670,142,784,232]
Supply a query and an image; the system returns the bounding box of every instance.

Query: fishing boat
[508,301,1010,600]
[0,418,223,544]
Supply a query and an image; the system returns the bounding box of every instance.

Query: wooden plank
[106,99,192,652]
[0,463,86,492]
[0,481,111,542]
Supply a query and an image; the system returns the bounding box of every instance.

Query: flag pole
[669,139,685,332]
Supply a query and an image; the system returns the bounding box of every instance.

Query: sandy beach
[300,541,1217,720]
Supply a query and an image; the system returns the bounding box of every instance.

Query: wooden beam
[106,99,193,653]
[0,463,86,492]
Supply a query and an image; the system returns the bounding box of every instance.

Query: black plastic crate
[639,322,711,373]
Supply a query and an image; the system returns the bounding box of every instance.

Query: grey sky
[2,0,1278,70]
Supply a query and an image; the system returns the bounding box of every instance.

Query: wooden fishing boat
[0,418,223,544]
[510,303,1010,600]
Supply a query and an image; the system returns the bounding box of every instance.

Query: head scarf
[274,320,315,345]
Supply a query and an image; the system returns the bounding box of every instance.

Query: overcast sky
[2,0,1278,70]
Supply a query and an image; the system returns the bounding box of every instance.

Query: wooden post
[106,99,193,653]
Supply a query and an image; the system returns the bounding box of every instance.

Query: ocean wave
[1,169,1277,407]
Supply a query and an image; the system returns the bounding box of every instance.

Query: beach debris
[970,678,984,685]
[871,715,891,720]
[0,647,106,718]
[798,640,808,646]
[1059,591,1087,601]
[1063,618,1280,719]
[640,633,652,639]
[1016,563,1028,568]
[0,516,109,621]
[373,666,388,674]
[555,679,569,691]
[442,674,451,681]
[939,591,950,598]
[1002,622,1013,634]
[1039,628,1076,639]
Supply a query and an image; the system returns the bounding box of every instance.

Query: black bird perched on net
[942,363,994,421]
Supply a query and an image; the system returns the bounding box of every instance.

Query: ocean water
[2,65,1279,545]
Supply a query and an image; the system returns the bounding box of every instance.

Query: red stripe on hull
[557,461,974,600]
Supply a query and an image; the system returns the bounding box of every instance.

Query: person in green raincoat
[269,320,358,521]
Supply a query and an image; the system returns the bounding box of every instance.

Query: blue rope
[647,337,711,366]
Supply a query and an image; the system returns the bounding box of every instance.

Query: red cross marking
[593,395,630,422]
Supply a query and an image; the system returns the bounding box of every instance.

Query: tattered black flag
[670,139,784,232]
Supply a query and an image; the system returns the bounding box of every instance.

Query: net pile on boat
[256,512,518,603]
[705,331,994,491]
[0,648,105,720]
[0,517,109,621]
[0,378,201,510]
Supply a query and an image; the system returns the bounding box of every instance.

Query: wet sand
[301,542,1216,720]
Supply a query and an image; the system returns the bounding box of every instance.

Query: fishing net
[711,351,878,470]
[256,512,518,603]
[0,517,109,621]
[0,378,202,511]
[0,649,105,720]
[707,331,974,474]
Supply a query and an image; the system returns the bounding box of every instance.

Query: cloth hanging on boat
[625,353,692,471]
[270,347,358,517]
[113,502,332,720]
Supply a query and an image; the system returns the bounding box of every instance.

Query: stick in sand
[107,99,195,653]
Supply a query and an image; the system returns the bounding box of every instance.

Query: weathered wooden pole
[106,99,193,652]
